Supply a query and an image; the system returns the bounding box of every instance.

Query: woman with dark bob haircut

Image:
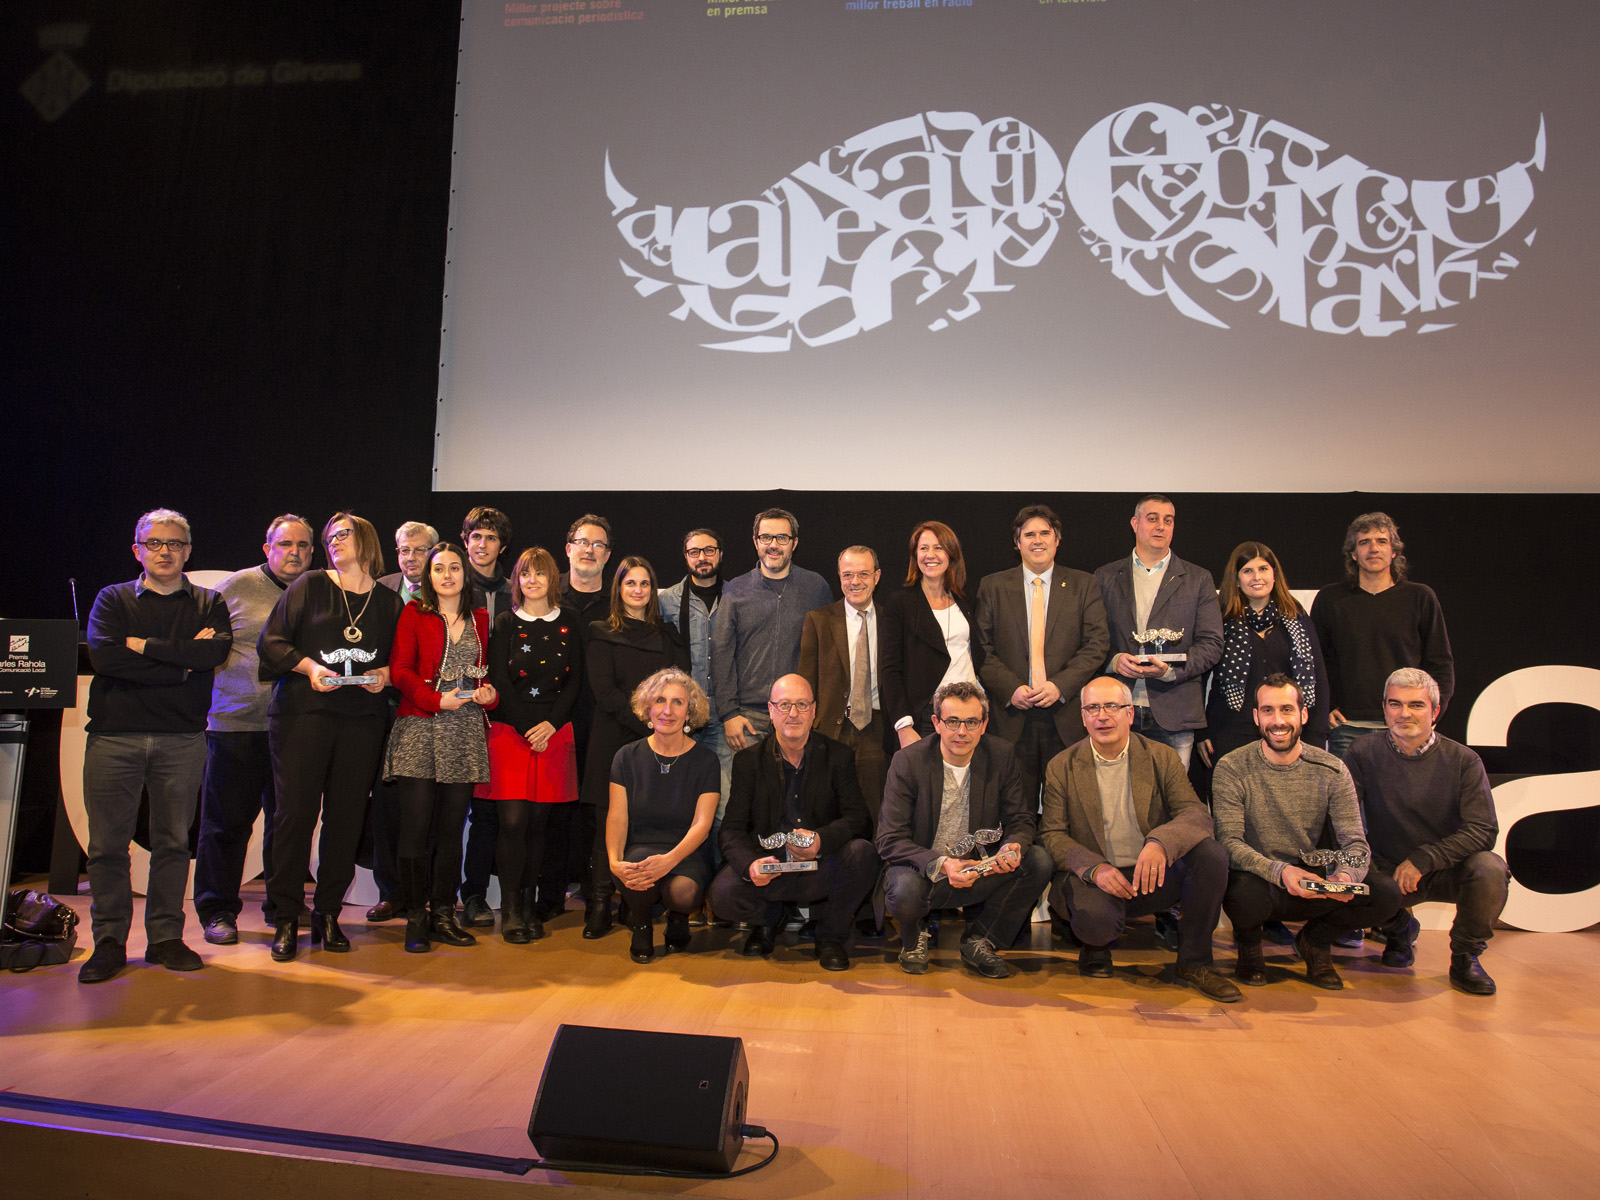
[384,542,498,953]
[605,667,719,964]
[259,512,404,961]
[578,556,689,938]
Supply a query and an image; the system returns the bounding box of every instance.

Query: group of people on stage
[76,498,1506,1003]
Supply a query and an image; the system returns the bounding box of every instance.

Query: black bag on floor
[1,887,80,972]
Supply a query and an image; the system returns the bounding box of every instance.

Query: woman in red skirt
[479,546,582,942]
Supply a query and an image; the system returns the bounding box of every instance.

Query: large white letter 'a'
[1468,666,1600,933]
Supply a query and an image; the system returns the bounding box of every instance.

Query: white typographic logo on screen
[1068,103,1545,336]
[606,112,1064,351]
[608,106,1542,348]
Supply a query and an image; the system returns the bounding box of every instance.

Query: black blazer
[718,731,872,878]
[875,734,1036,877]
[879,586,984,730]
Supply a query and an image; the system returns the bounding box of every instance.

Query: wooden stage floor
[2,886,1598,1200]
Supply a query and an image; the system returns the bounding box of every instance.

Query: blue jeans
[83,731,206,945]
[1326,722,1382,761]
[697,717,734,869]
[1131,707,1194,768]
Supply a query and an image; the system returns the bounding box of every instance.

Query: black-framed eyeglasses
[326,529,354,545]
[685,547,721,558]
[1081,703,1130,717]
[138,538,189,552]
[755,534,794,546]
[769,699,815,715]
[936,715,984,732]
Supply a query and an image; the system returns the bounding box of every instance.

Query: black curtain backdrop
[6,4,1596,891]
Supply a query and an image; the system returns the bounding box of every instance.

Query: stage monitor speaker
[527,1024,749,1174]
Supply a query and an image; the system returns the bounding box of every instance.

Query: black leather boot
[501,889,531,944]
[400,857,430,953]
[429,902,478,947]
[270,919,299,962]
[309,911,350,952]
[523,887,545,941]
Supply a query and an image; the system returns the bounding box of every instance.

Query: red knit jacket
[389,602,498,719]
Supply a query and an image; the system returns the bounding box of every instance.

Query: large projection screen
[436,0,1599,492]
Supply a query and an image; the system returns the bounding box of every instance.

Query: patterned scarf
[1221,602,1317,713]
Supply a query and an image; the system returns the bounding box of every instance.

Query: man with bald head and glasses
[877,680,1052,978]
[709,674,877,971]
[1040,676,1239,1002]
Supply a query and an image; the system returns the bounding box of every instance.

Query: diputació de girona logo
[607,105,1544,349]
[20,22,93,122]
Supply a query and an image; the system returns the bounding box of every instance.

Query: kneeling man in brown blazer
[1041,676,1240,1002]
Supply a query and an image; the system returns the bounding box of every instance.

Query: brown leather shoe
[1176,964,1243,1003]
[365,900,396,923]
[1294,928,1344,990]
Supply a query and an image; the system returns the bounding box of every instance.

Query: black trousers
[1052,839,1229,968]
[885,844,1053,949]
[193,730,277,923]
[367,775,402,904]
[1224,868,1403,946]
[460,796,499,900]
[708,840,881,942]
[1011,710,1066,813]
[266,710,385,920]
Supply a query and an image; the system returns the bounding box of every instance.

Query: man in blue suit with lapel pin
[974,504,1110,811]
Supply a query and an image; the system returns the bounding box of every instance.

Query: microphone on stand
[69,578,80,627]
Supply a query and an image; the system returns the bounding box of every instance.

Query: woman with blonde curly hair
[605,667,719,964]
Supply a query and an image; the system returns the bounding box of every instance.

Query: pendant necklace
[651,737,677,775]
[334,569,374,644]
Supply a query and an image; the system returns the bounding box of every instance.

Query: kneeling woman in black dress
[605,667,720,964]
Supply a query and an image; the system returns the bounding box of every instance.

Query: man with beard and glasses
[709,508,833,757]
[1211,674,1400,991]
[1346,668,1506,995]
[193,514,316,947]
[659,528,731,811]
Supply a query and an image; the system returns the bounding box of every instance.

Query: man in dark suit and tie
[975,504,1110,809]
[877,681,1053,978]
[799,545,890,826]
[709,674,878,971]
[1093,495,1223,769]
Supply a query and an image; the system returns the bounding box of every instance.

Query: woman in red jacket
[384,543,498,953]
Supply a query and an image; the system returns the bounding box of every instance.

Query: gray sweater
[708,566,834,720]
[207,564,289,733]
[1344,733,1497,874]
[1211,742,1369,886]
